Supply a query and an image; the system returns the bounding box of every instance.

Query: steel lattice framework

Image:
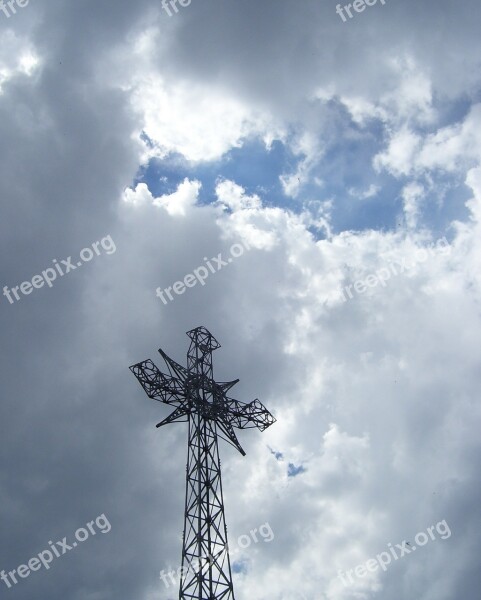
[129,326,276,600]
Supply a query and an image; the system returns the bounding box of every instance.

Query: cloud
[1,2,481,600]
[123,178,201,215]
[215,179,262,212]
[0,29,40,92]
[375,104,481,178]
[129,74,276,162]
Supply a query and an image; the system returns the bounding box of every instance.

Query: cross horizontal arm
[223,397,276,431]
[129,359,186,406]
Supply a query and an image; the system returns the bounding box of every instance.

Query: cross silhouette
[130,326,276,599]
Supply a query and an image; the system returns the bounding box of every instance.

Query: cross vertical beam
[180,328,234,599]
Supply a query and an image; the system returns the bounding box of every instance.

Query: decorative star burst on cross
[129,326,276,455]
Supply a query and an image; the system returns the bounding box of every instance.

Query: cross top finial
[186,326,221,353]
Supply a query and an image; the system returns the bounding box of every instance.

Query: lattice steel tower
[130,326,276,600]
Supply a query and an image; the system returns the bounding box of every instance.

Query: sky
[1,0,481,599]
